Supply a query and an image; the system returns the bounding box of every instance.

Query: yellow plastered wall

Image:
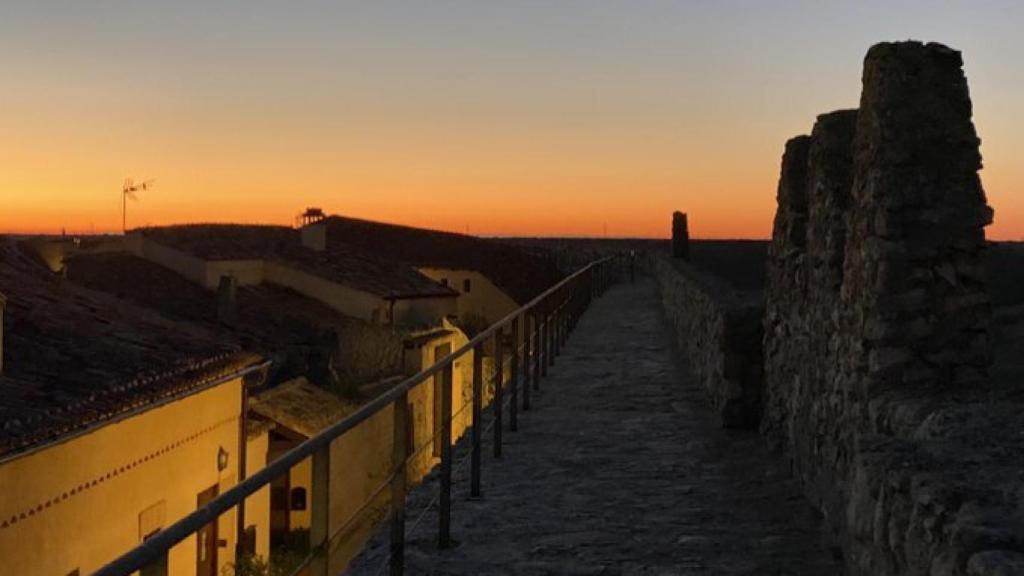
[251,326,510,573]
[264,261,387,323]
[417,268,519,326]
[0,377,269,576]
[288,457,312,531]
[245,431,272,561]
[134,238,265,290]
[134,238,210,288]
[311,327,479,574]
[132,239,458,327]
[25,237,131,273]
[205,260,265,289]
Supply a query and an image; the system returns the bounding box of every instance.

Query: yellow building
[25,213,563,332]
[312,214,564,328]
[0,239,271,576]
[128,224,460,327]
[248,318,478,573]
[417,267,520,327]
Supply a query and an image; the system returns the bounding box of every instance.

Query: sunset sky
[2,1,1022,239]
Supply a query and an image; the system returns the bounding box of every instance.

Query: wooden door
[196,485,219,576]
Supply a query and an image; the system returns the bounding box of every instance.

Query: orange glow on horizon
[2,4,1022,241]
[4,145,1018,241]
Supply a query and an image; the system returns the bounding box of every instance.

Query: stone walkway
[348,279,842,575]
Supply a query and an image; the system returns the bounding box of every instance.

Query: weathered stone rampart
[764,42,1024,575]
[651,256,763,428]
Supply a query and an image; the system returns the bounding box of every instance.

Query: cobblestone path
[348,278,842,575]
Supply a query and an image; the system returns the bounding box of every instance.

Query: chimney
[217,275,238,325]
[301,223,327,252]
[672,211,690,260]
[0,292,6,375]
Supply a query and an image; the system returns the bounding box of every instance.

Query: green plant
[223,548,308,576]
[223,554,271,576]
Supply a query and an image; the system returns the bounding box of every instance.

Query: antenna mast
[122,178,154,234]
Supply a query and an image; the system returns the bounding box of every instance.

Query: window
[290,487,307,511]
[139,500,166,542]
[463,278,472,293]
[440,278,449,287]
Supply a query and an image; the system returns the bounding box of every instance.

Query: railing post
[588,267,595,305]
[533,310,543,388]
[493,329,504,458]
[557,295,565,354]
[139,553,168,576]
[565,291,574,338]
[389,391,409,576]
[540,307,549,375]
[522,314,532,410]
[470,343,483,498]
[438,363,453,548]
[546,306,555,369]
[559,300,565,348]
[310,443,330,576]
[509,317,519,431]
[568,282,576,333]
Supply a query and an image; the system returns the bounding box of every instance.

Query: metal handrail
[93,255,618,576]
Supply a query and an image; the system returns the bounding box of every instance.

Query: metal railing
[93,256,620,576]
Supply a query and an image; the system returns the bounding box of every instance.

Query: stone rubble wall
[764,41,1024,576]
[650,256,764,428]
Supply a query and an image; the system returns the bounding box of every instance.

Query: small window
[440,278,449,287]
[463,279,472,293]
[138,500,166,542]
[290,487,307,511]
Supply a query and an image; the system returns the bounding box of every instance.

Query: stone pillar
[761,134,811,446]
[844,41,992,392]
[217,275,238,325]
[671,211,689,260]
[760,42,996,575]
[806,110,857,297]
[774,110,858,502]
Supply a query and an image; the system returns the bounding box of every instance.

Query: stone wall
[651,256,763,428]
[764,42,1024,575]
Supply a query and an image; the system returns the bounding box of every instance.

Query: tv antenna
[122,178,154,234]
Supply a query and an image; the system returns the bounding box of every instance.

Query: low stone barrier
[649,255,763,428]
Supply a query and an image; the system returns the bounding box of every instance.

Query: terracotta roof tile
[64,251,389,383]
[137,224,457,299]
[0,239,262,460]
[317,215,564,303]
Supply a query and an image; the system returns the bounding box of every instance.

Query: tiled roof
[64,251,379,380]
[136,224,457,299]
[249,377,356,438]
[0,239,262,460]
[317,216,565,304]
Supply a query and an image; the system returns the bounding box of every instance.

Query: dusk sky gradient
[2,1,1022,238]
